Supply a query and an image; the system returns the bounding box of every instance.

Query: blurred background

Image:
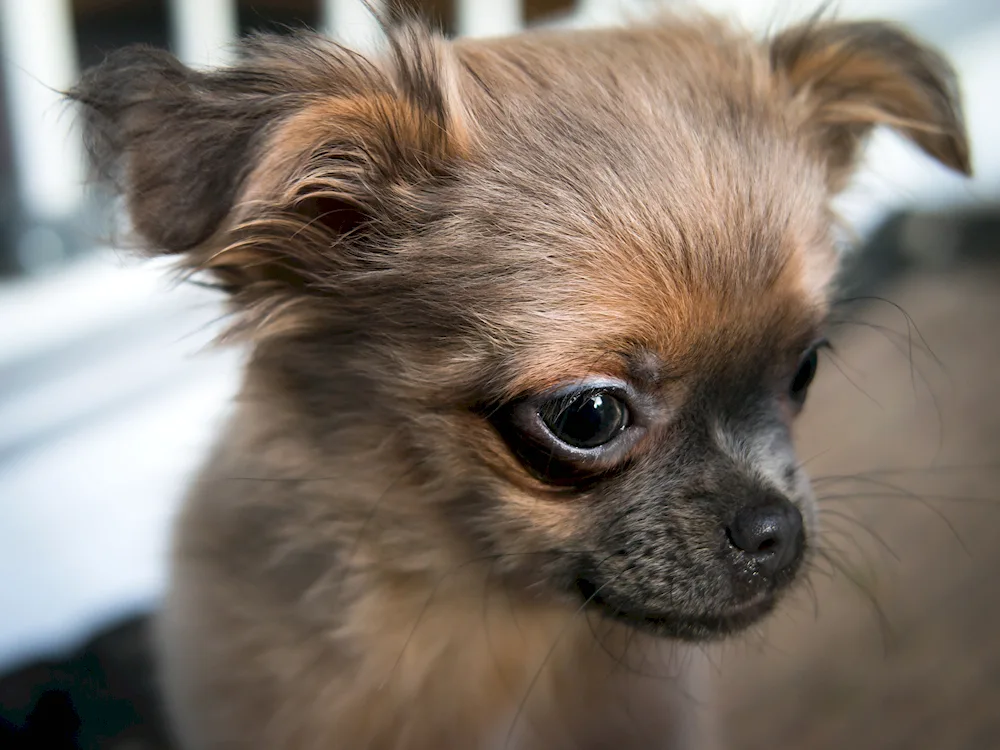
[0,1,997,748]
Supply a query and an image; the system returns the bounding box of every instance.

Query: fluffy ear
[69,22,470,331]
[771,19,972,190]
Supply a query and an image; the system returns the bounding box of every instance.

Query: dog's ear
[771,20,972,191]
[69,22,470,333]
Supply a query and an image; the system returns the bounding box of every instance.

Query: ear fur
[771,19,972,190]
[68,20,469,332]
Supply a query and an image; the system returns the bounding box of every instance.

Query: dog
[69,9,970,749]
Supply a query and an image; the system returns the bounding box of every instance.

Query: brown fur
[69,10,970,749]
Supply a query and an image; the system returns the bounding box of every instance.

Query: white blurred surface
[0,359,239,667]
[0,252,241,669]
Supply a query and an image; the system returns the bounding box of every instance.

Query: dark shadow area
[0,614,172,749]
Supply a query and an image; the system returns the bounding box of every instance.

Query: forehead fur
[73,11,969,399]
[441,18,836,392]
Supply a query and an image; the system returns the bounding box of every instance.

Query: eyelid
[537,377,634,402]
[793,337,830,369]
[538,380,645,429]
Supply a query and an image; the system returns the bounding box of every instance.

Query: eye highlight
[539,390,630,449]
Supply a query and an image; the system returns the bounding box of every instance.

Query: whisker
[817,507,901,562]
[817,489,999,507]
[801,574,821,621]
[822,348,883,409]
[835,295,945,374]
[817,524,881,569]
[815,474,972,558]
[813,463,1000,479]
[505,555,623,749]
[815,546,894,656]
[833,296,950,461]
[382,547,603,692]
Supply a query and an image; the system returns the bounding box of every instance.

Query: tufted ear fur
[69,20,471,335]
[771,19,972,191]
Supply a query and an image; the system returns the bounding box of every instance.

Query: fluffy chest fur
[159,407,706,749]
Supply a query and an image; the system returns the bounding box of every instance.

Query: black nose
[727,501,803,576]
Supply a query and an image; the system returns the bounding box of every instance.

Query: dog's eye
[790,345,822,403]
[483,380,643,486]
[539,390,630,449]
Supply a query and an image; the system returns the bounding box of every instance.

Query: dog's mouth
[576,578,779,641]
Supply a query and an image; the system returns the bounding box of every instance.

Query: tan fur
[160,399,695,749]
[69,11,971,750]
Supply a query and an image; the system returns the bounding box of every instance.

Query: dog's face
[72,15,969,640]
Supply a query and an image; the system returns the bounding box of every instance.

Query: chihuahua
[70,9,970,750]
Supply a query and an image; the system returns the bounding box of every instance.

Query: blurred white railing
[171,0,239,67]
[0,0,83,269]
[1,0,998,380]
[3,0,996,277]
[0,0,537,263]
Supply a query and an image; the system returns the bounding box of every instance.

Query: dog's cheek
[442,479,592,586]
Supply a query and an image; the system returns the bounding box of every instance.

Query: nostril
[727,506,785,554]
[756,537,777,553]
[726,501,803,575]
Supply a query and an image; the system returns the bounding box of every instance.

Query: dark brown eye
[790,348,819,403]
[540,390,629,449]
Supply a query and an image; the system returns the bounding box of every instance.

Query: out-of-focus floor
[717,257,1000,749]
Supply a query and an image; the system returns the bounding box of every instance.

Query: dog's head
[71,14,969,640]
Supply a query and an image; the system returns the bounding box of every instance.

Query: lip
[579,582,779,641]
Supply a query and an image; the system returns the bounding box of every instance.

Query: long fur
[69,11,970,750]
